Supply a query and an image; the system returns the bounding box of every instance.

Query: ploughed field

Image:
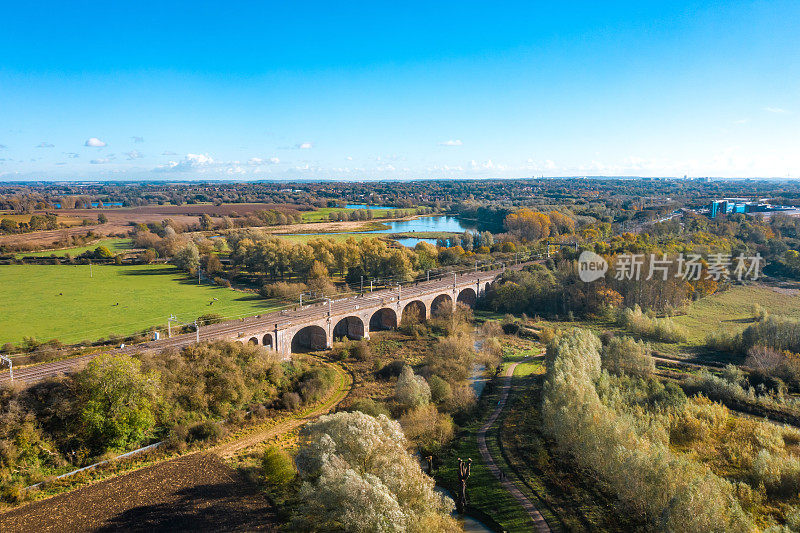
[0,264,278,345]
[0,453,277,532]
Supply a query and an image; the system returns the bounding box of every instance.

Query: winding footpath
[477,357,550,533]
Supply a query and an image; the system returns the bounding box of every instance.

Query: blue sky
[1,1,798,180]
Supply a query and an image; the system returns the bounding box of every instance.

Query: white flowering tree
[293,411,457,532]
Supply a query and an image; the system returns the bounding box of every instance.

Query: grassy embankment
[0,264,280,346]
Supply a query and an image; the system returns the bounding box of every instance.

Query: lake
[371,215,475,234]
[286,215,477,247]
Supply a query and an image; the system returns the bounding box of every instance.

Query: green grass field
[0,264,281,345]
[16,238,134,258]
[300,207,399,222]
[672,284,800,345]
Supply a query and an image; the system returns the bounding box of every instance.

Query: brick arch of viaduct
[230,281,490,359]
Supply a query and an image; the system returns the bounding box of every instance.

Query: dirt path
[477,357,550,533]
[0,359,351,532]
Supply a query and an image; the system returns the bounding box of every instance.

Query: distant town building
[708,198,792,218]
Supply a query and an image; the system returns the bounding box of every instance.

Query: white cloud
[346,156,353,161]
[157,153,216,172]
[733,118,749,124]
[544,159,556,169]
[85,137,107,147]
[439,139,463,146]
[247,156,280,166]
[161,151,177,156]
[125,150,143,160]
[37,142,55,148]
[65,152,80,158]
[90,158,111,164]
[225,165,246,175]
[764,107,788,114]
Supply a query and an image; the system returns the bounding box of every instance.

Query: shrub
[602,336,654,377]
[262,445,295,487]
[399,404,454,454]
[424,335,475,384]
[187,420,225,443]
[394,365,431,409]
[377,360,406,380]
[281,392,301,411]
[617,305,688,343]
[259,281,308,300]
[197,313,224,326]
[478,337,503,374]
[741,316,800,354]
[428,375,453,405]
[349,398,391,418]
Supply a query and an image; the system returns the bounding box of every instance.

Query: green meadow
[0,264,280,346]
[16,238,133,258]
[300,207,398,222]
[672,284,800,345]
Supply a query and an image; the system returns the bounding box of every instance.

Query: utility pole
[360,275,363,294]
[427,270,430,282]
[168,314,176,338]
[453,271,457,288]
[194,320,200,343]
[370,280,373,292]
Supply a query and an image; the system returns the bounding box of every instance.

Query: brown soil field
[0,225,121,248]
[0,453,278,532]
[0,203,305,248]
[59,202,305,219]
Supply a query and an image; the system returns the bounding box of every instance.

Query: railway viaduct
[1,263,526,384]
[232,268,492,359]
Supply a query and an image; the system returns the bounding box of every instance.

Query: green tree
[173,242,200,272]
[74,354,159,451]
